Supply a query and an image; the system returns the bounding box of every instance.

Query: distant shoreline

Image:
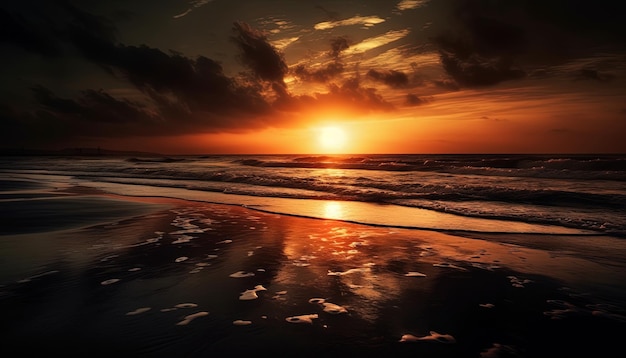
[0,147,163,157]
[2,148,624,157]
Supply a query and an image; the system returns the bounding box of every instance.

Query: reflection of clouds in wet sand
[12,195,620,357]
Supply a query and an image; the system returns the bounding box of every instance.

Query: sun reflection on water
[323,201,344,220]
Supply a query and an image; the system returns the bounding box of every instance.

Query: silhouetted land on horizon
[0,147,163,157]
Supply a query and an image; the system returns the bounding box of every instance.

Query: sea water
[1,153,624,236]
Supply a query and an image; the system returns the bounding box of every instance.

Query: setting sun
[318,126,347,153]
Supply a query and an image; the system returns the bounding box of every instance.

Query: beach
[1,179,625,357]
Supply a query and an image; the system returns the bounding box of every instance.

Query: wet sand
[1,183,624,357]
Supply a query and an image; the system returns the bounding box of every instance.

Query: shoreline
[1,182,625,357]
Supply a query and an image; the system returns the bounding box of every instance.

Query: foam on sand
[479,343,520,357]
[239,285,267,300]
[176,311,209,325]
[160,303,199,312]
[100,278,120,285]
[405,271,427,277]
[285,314,319,324]
[229,271,255,278]
[233,320,252,325]
[327,267,371,276]
[399,331,456,344]
[309,298,348,314]
[433,262,467,271]
[126,307,151,315]
[175,303,198,309]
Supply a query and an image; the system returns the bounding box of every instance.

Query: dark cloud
[316,78,394,113]
[293,62,344,83]
[404,94,428,106]
[329,36,350,60]
[575,68,616,82]
[231,21,288,91]
[437,45,526,87]
[32,86,155,125]
[315,5,340,21]
[367,69,410,88]
[293,36,350,83]
[431,12,526,87]
[430,0,626,88]
[0,6,61,56]
[0,2,403,149]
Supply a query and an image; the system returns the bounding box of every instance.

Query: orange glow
[317,126,348,153]
[323,201,344,220]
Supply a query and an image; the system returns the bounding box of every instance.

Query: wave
[126,157,187,163]
[235,154,626,180]
[3,153,625,237]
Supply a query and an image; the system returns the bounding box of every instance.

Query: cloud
[404,93,429,106]
[173,0,214,19]
[32,85,156,126]
[308,78,394,113]
[575,67,616,82]
[431,13,526,87]
[293,36,350,83]
[231,21,288,93]
[329,37,350,60]
[429,0,626,87]
[314,5,340,21]
[396,0,430,12]
[314,15,385,31]
[0,3,402,149]
[348,29,410,54]
[367,69,409,88]
[0,7,61,56]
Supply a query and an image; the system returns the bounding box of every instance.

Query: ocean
[1,153,626,357]
[2,153,625,236]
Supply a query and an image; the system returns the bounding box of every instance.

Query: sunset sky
[2,0,625,154]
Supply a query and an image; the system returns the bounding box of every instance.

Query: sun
[317,126,347,153]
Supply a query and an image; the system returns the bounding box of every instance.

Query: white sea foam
[405,271,427,277]
[285,314,318,324]
[126,307,151,315]
[100,278,120,285]
[17,270,59,283]
[433,262,466,271]
[399,331,456,343]
[175,303,198,308]
[172,235,194,244]
[480,343,519,358]
[239,285,267,300]
[230,271,255,278]
[176,311,208,325]
[508,275,532,288]
[309,298,348,314]
[233,319,252,325]
[327,267,370,276]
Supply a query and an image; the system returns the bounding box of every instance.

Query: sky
[1,0,625,154]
